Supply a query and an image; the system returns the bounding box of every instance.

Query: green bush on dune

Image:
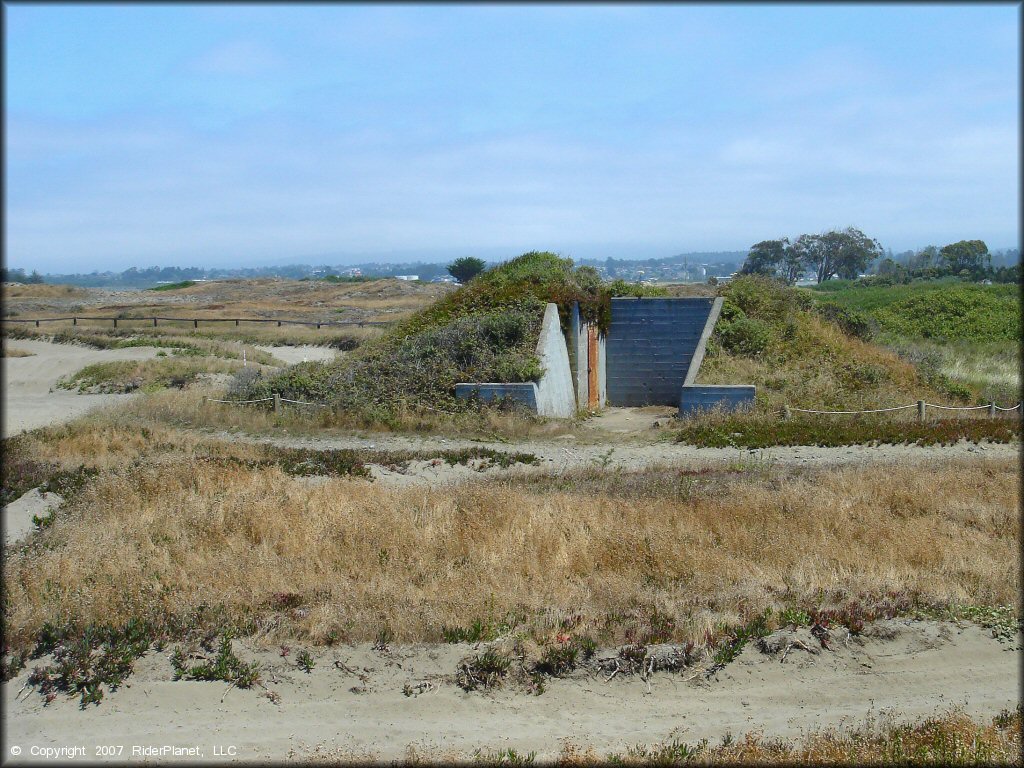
[699,276,969,410]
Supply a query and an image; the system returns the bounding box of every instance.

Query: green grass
[56,358,242,393]
[804,279,1019,341]
[147,280,196,291]
[312,275,373,284]
[193,445,540,481]
[801,278,1020,405]
[675,413,1021,449]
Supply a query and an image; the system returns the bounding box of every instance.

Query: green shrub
[456,648,511,691]
[814,302,877,340]
[147,280,196,291]
[170,634,261,688]
[717,315,771,356]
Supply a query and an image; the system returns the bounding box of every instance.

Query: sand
[1,339,160,438]
[0,339,341,437]
[2,489,62,548]
[239,430,1020,489]
[254,345,338,366]
[2,620,1018,763]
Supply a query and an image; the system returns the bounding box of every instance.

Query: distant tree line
[740,229,1020,285]
[30,261,456,288]
[871,242,1019,284]
[2,267,45,284]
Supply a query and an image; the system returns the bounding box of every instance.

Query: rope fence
[784,400,1021,421]
[204,394,327,412]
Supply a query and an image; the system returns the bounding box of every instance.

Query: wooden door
[587,326,599,408]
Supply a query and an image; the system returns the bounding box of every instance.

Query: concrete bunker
[455,297,754,417]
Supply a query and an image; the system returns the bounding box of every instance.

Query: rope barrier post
[235,319,239,326]
[273,393,281,413]
[988,402,996,418]
[917,400,926,422]
[193,319,198,329]
[113,318,117,328]
[35,319,39,327]
[153,317,158,327]
[782,405,791,420]
[277,320,282,327]
[73,317,77,326]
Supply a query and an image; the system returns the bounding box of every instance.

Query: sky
[4,3,1020,273]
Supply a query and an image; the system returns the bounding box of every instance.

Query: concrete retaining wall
[679,385,756,415]
[606,298,718,406]
[456,303,575,418]
[454,382,538,410]
[534,303,577,417]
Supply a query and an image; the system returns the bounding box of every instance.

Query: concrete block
[455,383,538,410]
[678,385,756,416]
[534,303,576,417]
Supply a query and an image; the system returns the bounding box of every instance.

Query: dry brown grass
[299,707,1022,764]
[698,313,957,412]
[1,283,84,299]
[559,707,1023,766]
[4,453,1016,649]
[98,386,575,440]
[0,346,34,357]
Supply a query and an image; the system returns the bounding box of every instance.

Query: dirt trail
[232,429,1020,487]
[3,620,1017,763]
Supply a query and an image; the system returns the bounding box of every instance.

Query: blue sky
[4,3,1019,272]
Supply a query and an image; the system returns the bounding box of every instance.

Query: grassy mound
[697,276,969,410]
[244,252,662,418]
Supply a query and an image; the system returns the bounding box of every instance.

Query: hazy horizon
[6,4,1019,274]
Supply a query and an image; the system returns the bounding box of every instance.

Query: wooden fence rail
[1,316,393,329]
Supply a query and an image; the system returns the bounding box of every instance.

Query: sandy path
[254,344,337,366]
[229,430,1020,487]
[3,620,1017,763]
[1,339,161,438]
[0,340,342,437]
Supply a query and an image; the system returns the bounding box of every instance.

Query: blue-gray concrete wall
[606,298,717,406]
[455,383,538,410]
[679,385,756,415]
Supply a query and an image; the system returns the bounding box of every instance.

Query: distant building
[395,275,419,281]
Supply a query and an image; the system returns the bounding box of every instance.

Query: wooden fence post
[273,393,281,413]
[917,400,926,422]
